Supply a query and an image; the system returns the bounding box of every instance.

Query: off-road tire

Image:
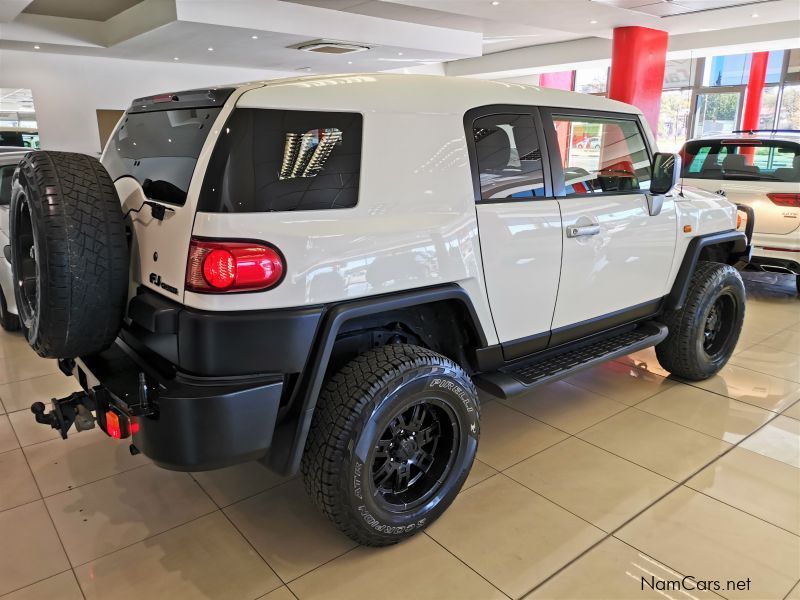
[656,261,745,380]
[301,344,480,546]
[0,289,20,331]
[10,151,129,358]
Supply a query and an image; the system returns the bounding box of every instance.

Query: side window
[0,165,15,206]
[199,108,362,213]
[552,115,652,196]
[473,114,545,200]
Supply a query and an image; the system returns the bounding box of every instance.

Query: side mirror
[650,152,682,195]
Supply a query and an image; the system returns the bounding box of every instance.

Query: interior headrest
[793,154,800,170]
[476,128,512,171]
[722,154,747,171]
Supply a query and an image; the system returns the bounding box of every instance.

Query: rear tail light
[102,410,137,439]
[186,238,285,292]
[767,193,800,208]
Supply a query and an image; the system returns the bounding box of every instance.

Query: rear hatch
[101,87,244,302]
[681,137,800,235]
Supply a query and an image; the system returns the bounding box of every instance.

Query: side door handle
[566,224,600,238]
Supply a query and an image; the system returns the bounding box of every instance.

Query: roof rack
[732,129,800,134]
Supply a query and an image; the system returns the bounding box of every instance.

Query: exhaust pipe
[759,264,797,275]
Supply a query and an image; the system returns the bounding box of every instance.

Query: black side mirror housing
[650,152,682,195]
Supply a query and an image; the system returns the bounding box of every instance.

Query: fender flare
[666,230,749,311]
[265,283,489,474]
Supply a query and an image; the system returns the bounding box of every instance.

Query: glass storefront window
[663,59,696,89]
[703,51,783,86]
[574,68,608,94]
[657,89,692,153]
[778,85,800,129]
[758,86,779,130]
[693,92,741,137]
[786,49,800,83]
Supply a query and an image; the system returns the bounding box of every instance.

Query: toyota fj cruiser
[8,74,751,546]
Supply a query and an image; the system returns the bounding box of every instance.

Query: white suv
[8,74,750,546]
[680,131,800,291]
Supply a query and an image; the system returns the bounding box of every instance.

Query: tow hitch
[31,392,96,440]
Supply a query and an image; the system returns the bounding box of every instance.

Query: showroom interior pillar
[538,71,574,164]
[608,26,668,132]
[740,51,769,163]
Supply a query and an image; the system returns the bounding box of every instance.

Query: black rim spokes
[371,400,456,511]
[703,293,735,358]
[15,198,38,320]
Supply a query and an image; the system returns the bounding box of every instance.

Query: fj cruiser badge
[149,272,178,295]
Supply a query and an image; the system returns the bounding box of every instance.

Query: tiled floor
[1,272,798,600]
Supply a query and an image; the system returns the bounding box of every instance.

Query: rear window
[198,108,362,213]
[682,139,799,182]
[103,107,222,205]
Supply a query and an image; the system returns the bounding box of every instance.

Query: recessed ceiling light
[208,47,214,51]
[33,45,40,49]
[491,1,500,5]
[589,19,598,24]
[398,52,404,56]
[347,61,353,64]
[251,35,259,39]
[698,27,714,32]
[173,57,179,61]
[751,12,759,17]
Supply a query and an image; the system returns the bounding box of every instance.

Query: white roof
[236,73,642,117]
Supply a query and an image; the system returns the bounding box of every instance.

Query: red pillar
[740,52,769,163]
[608,26,668,133]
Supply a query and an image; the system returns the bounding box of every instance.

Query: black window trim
[538,107,654,199]
[463,105,553,205]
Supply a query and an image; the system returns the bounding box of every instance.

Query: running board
[474,322,668,399]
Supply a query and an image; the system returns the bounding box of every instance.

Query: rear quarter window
[682,139,799,182]
[198,108,362,213]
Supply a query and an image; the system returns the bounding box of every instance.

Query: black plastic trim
[548,298,661,347]
[264,283,489,475]
[666,230,749,310]
[502,330,549,361]
[128,87,236,114]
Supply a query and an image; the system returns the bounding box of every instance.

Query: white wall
[0,49,292,154]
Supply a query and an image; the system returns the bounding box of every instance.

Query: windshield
[103,107,221,205]
[682,139,799,182]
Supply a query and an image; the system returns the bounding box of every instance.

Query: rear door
[540,109,677,338]
[101,87,243,302]
[468,106,563,359]
[681,138,800,235]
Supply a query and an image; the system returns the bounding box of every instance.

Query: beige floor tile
[636,385,773,444]
[191,460,293,508]
[506,438,674,533]
[259,586,297,600]
[687,447,800,535]
[499,380,627,435]
[577,409,731,481]
[0,372,81,413]
[1,571,83,600]
[617,486,800,599]
[8,408,62,446]
[46,463,216,566]
[730,344,800,383]
[0,500,70,595]
[0,331,32,360]
[0,354,61,385]
[289,533,506,600]
[463,457,497,490]
[565,361,676,406]
[761,328,800,355]
[0,449,41,511]
[616,347,671,378]
[739,415,800,468]
[426,474,604,599]
[526,536,722,600]
[787,580,800,600]
[783,400,800,420]
[24,428,149,496]
[224,478,357,582]
[0,414,19,453]
[74,512,281,600]
[687,362,800,412]
[476,401,568,470]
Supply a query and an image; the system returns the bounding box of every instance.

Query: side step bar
[474,321,668,399]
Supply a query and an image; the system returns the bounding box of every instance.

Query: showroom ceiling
[0,0,797,75]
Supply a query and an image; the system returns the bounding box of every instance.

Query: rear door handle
[566,224,600,238]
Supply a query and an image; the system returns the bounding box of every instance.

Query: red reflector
[722,139,762,146]
[767,193,800,208]
[186,239,285,293]
[105,411,122,439]
[130,418,140,435]
[760,246,800,253]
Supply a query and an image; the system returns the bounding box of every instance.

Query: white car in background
[0,150,26,330]
[680,131,800,292]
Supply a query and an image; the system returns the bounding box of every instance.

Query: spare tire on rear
[10,151,129,358]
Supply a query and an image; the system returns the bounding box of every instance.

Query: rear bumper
[69,340,283,471]
[750,231,800,275]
